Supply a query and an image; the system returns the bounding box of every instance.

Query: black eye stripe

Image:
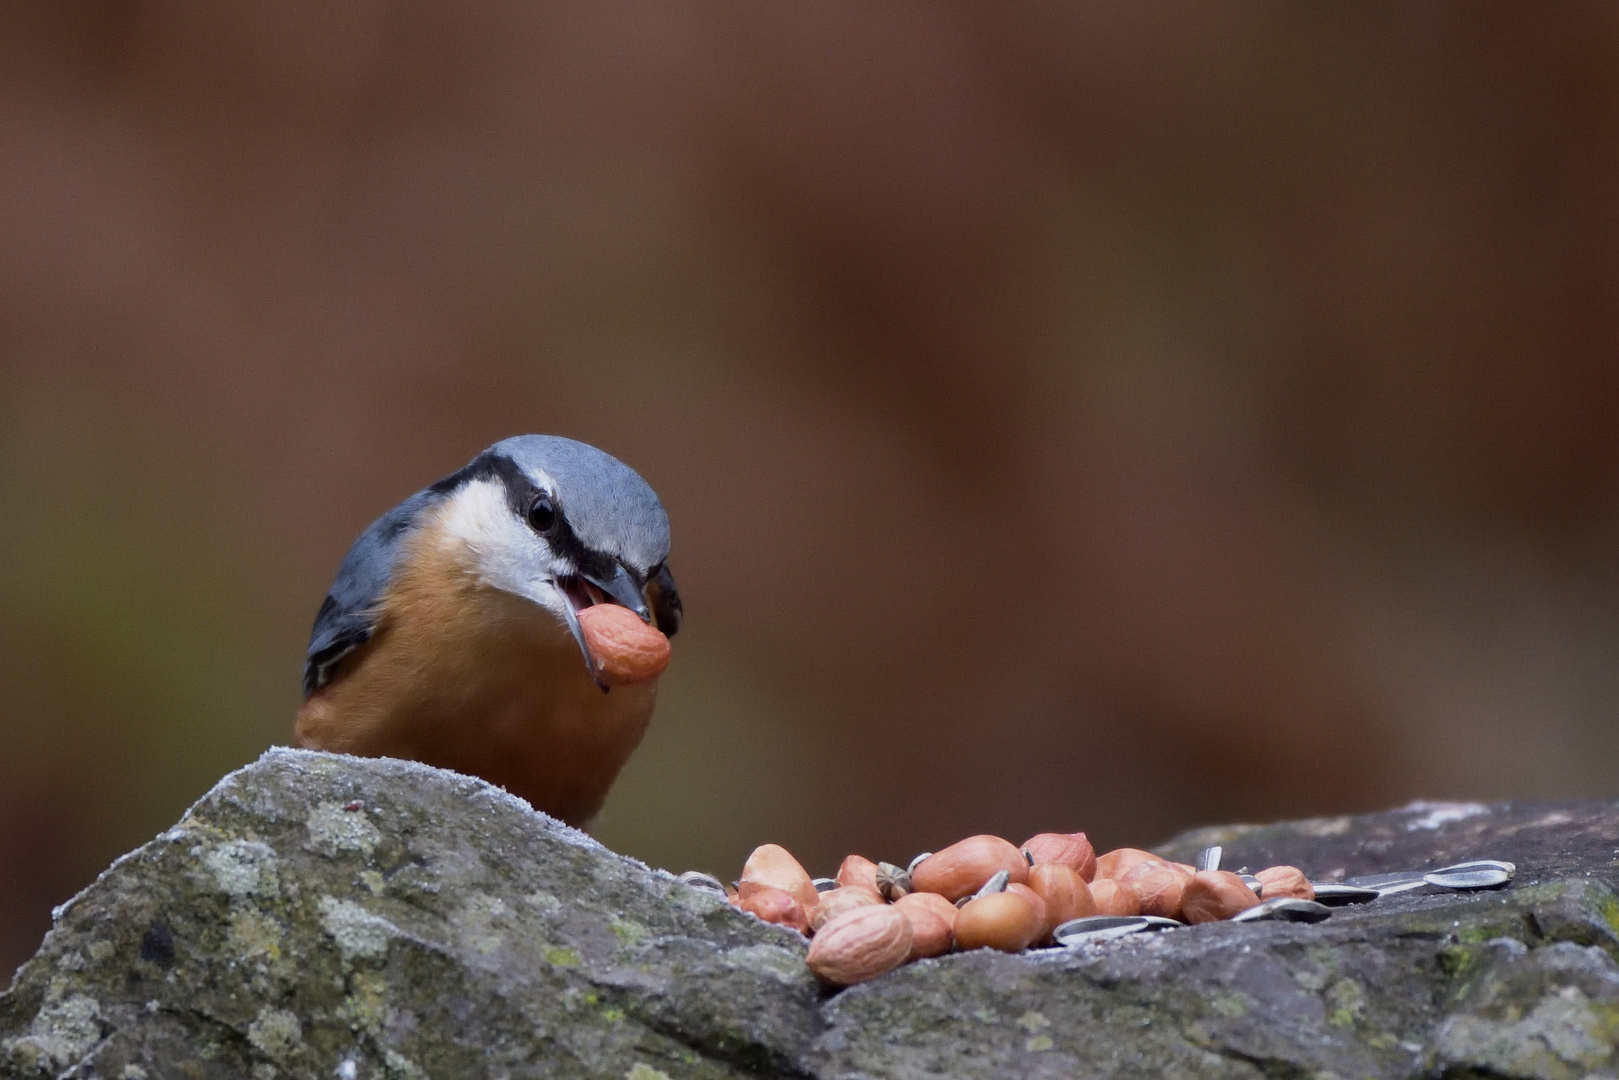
[452,450,626,580]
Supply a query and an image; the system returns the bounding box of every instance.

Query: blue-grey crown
[489,434,670,570]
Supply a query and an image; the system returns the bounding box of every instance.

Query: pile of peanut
[721,833,1313,987]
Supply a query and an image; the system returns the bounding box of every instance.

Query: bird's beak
[552,562,650,692]
[552,582,601,684]
[582,563,652,623]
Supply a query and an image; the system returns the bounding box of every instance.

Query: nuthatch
[295,435,682,825]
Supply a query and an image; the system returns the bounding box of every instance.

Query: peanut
[954,891,1043,952]
[835,854,880,892]
[895,890,959,934]
[738,843,819,910]
[809,886,885,932]
[1021,832,1098,881]
[576,604,670,686]
[1089,878,1142,916]
[1094,848,1166,881]
[1181,871,1260,924]
[1006,883,1048,937]
[806,904,913,986]
[895,900,953,959]
[740,886,810,934]
[1253,865,1314,901]
[1121,861,1189,920]
[1026,863,1096,936]
[911,835,1029,901]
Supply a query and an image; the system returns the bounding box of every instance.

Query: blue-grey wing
[302,490,438,696]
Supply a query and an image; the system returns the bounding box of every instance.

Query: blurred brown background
[4,1,1619,977]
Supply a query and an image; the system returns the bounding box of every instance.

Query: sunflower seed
[1342,872,1432,897]
[1196,846,1223,873]
[1230,898,1333,924]
[973,870,1010,899]
[678,871,727,895]
[875,862,912,901]
[812,877,839,893]
[1308,883,1382,906]
[1053,916,1152,945]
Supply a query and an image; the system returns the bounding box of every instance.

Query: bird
[294,435,682,825]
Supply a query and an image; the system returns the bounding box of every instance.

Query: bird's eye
[526,493,557,533]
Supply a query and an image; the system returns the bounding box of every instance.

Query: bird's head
[430,435,682,677]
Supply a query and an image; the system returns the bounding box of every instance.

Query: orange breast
[296,520,658,825]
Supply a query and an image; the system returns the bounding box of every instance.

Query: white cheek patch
[434,479,573,618]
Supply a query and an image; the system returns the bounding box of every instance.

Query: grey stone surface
[5,751,1619,1079]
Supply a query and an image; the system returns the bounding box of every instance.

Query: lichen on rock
[5,748,1619,1078]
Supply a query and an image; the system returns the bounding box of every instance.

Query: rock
[3,756,1619,1079]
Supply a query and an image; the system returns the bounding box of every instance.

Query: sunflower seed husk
[1138,916,1184,931]
[1053,916,1152,945]
[972,870,1011,900]
[1424,860,1514,891]
[875,862,912,901]
[1240,874,1264,896]
[1309,883,1382,906]
[1431,859,1515,876]
[678,871,727,895]
[906,852,933,874]
[1230,898,1333,924]
[1341,872,1432,898]
[1196,846,1223,873]
[812,877,839,893]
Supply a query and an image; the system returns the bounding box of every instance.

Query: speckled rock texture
[4,751,1619,1079]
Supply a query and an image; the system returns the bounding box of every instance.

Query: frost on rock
[3,748,1619,1079]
